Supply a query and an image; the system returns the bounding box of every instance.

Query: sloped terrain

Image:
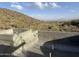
[0,8,79,32]
[0,8,41,29]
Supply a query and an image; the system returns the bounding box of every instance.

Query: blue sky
[0,2,79,21]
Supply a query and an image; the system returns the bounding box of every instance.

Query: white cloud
[50,2,61,8]
[11,2,18,4]
[10,3,23,10]
[33,2,61,9]
[44,3,49,7]
[71,10,75,12]
[34,2,44,9]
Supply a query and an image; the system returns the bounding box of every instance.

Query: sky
[0,2,79,21]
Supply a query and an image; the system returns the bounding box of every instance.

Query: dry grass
[0,8,79,32]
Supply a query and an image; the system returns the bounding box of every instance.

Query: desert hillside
[0,8,79,32]
[0,8,41,29]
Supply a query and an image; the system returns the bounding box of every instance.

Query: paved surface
[23,31,79,57]
[0,30,79,57]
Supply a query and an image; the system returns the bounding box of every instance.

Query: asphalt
[0,31,79,57]
[22,31,79,57]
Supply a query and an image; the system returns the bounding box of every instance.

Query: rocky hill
[0,8,42,29]
[0,8,79,32]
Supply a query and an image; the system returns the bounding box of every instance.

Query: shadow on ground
[1,35,79,57]
[24,51,45,57]
[0,42,25,57]
[40,35,79,57]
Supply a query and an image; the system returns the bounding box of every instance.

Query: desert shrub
[71,20,79,26]
[48,26,52,29]
[52,24,60,31]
